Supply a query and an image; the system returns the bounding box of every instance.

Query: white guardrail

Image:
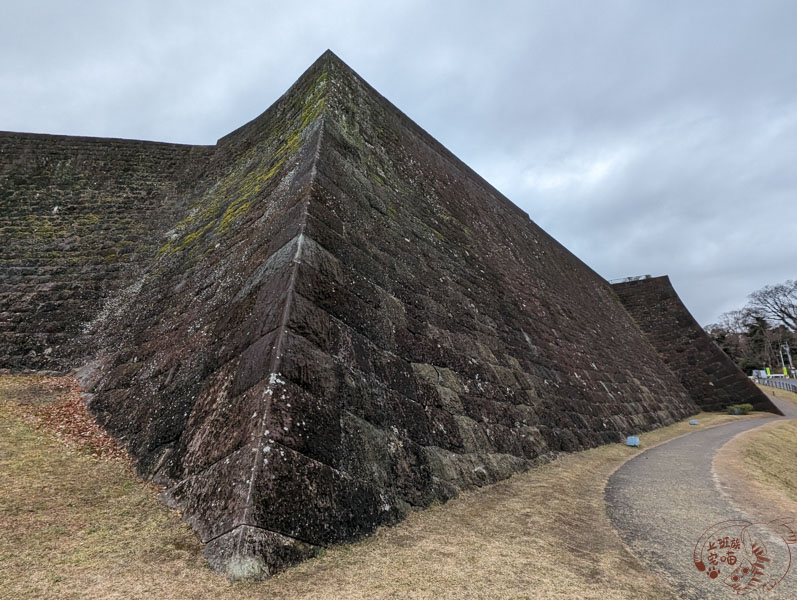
[755,377,797,394]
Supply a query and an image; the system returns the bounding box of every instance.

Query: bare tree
[706,309,750,334]
[748,280,797,331]
[706,280,797,372]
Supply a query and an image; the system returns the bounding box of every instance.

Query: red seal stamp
[694,518,797,595]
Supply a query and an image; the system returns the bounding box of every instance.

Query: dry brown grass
[756,382,797,409]
[0,374,765,599]
[1,374,127,460]
[714,403,797,524]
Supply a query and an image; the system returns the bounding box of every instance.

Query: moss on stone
[157,70,329,258]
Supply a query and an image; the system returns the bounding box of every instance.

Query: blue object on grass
[626,436,640,447]
[689,419,698,425]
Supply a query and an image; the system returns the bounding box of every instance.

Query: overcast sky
[1,1,794,325]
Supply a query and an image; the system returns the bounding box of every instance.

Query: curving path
[606,395,797,599]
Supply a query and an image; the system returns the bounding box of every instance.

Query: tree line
[705,279,796,374]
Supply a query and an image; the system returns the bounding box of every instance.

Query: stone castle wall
[0,132,213,370]
[1,52,764,579]
[78,54,700,577]
[612,276,778,413]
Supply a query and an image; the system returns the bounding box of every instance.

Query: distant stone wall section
[0,132,213,370]
[612,276,779,413]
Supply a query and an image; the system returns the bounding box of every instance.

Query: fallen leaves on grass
[2,374,128,462]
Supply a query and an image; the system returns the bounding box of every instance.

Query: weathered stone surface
[1,51,728,577]
[203,525,320,581]
[612,276,779,413]
[0,133,214,371]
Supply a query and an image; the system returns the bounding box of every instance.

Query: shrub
[727,403,754,415]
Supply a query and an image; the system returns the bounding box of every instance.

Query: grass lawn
[713,385,797,521]
[0,374,768,599]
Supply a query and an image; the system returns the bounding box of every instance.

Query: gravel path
[607,396,797,599]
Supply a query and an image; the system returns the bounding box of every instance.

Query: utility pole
[783,342,794,375]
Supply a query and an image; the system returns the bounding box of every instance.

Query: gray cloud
[2,0,794,324]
